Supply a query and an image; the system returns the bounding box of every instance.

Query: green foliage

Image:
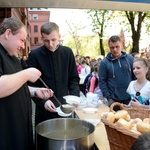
[63,9,150,57]
[87,9,108,32]
[143,12,150,35]
[87,9,110,55]
[63,35,100,58]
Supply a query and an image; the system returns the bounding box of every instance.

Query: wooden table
[75,103,110,150]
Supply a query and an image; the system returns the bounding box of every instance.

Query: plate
[82,108,98,114]
[63,95,81,105]
[84,119,100,126]
[56,107,72,117]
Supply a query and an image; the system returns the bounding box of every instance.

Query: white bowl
[82,108,98,114]
[85,119,100,126]
[63,95,81,105]
[56,106,72,117]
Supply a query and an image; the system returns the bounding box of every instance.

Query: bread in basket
[101,102,150,150]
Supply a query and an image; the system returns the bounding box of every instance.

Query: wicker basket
[101,102,150,150]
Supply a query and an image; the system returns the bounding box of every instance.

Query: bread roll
[115,110,128,120]
[137,122,150,133]
[130,118,142,126]
[116,118,131,130]
[124,114,131,121]
[130,124,141,135]
[130,123,137,130]
[130,129,141,135]
[107,112,115,123]
[101,112,109,118]
[143,118,150,124]
[129,118,133,122]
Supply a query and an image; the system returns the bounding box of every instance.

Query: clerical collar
[52,44,59,52]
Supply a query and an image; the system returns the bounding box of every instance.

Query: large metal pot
[36,118,95,150]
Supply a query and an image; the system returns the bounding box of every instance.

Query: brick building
[0,8,30,58]
[28,8,50,50]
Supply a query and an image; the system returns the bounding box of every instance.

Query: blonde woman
[125,58,150,109]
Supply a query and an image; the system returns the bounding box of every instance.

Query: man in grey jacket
[98,35,135,108]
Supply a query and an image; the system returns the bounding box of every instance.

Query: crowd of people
[76,35,150,111]
[75,53,103,98]
[1,17,150,149]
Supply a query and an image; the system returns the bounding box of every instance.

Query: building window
[33,14,38,20]
[34,37,38,44]
[34,25,38,32]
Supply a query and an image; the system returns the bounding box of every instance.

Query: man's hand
[44,100,56,112]
[35,88,53,100]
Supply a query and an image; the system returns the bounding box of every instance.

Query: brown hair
[130,133,150,150]
[41,22,59,35]
[108,35,122,45]
[0,17,25,35]
[134,58,150,81]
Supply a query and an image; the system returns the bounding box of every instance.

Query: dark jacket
[27,45,80,124]
[0,44,33,150]
[98,51,135,102]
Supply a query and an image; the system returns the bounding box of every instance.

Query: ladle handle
[20,61,62,107]
[39,78,62,106]
[39,78,49,89]
[53,95,62,106]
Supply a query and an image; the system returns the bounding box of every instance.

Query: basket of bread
[101,102,150,150]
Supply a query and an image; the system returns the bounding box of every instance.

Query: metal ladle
[21,60,74,114]
[39,78,74,114]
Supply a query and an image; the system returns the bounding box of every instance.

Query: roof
[1,0,150,12]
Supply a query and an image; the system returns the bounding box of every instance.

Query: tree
[107,11,150,53]
[125,11,148,53]
[64,34,100,58]
[87,10,109,56]
[66,20,87,55]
